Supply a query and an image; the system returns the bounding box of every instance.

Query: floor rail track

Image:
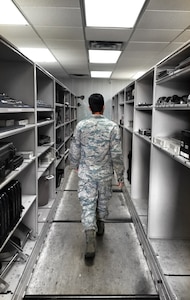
[24,294,159,299]
[122,187,176,300]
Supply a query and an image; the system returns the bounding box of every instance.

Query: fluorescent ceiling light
[19,48,56,63]
[0,0,28,25]
[89,50,121,63]
[91,71,112,78]
[84,0,146,28]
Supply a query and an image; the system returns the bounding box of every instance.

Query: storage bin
[38,175,54,206]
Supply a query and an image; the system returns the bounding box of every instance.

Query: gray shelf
[0,37,77,299]
[112,43,190,299]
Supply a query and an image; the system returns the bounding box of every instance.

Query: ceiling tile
[112,67,143,80]
[19,7,82,27]
[125,42,169,52]
[117,54,151,69]
[41,64,69,79]
[154,42,184,63]
[137,11,190,30]
[173,30,190,42]
[89,64,114,71]
[8,38,45,49]
[0,25,44,48]
[147,0,190,11]
[15,0,80,8]
[85,28,132,43]
[36,26,84,40]
[112,41,174,79]
[131,29,182,42]
[45,40,86,50]
[52,48,88,67]
[65,66,89,75]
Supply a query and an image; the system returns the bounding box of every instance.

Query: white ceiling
[0,0,190,82]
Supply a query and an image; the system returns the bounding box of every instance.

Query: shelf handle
[45,175,54,180]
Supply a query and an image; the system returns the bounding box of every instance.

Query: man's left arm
[69,127,81,170]
[110,125,125,185]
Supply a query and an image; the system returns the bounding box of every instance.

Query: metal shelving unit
[0,37,77,299]
[112,41,190,300]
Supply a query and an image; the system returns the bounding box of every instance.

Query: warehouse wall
[63,78,130,121]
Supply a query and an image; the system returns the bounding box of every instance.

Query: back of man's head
[89,93,104,113]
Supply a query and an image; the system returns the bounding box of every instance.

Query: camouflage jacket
[69,114,124,182]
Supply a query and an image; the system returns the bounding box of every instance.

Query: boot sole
[96,221,104,236]
[96,231,104,236]
[85,252,95,259]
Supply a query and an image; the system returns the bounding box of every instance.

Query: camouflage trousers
[78,178,112,231]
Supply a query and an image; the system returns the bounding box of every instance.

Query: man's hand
[118,182,124,188]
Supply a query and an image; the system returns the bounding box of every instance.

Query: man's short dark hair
[88,93,104,113]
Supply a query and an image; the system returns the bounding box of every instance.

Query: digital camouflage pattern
[78,178,112,230]
[69,114,124,230]
[69,115,124,182]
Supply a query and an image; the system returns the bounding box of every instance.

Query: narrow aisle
[24,170,159,299]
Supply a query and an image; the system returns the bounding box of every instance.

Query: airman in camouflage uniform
[69,93,124,259]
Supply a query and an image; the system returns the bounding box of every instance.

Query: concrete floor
[151,239,190,300]
[24,171,159,299]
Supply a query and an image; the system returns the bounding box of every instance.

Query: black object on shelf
[56,169,64,188]
[38,176,50,206]
[156,94,189,106]
[0,142,16,181]
[137,102,152,106]
[13,155,24,170]
[139,128,151,137]
[180,130,190,160]
[0,142,24,181]
[0,180,22,248]
[38,135,51,146]
[11,222,32,249]
[127,150,132,184]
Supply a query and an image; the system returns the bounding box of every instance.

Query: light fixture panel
[91,71,112,78]
[89,50,121,64]
[84,0,146,28]
[19,48,56,63]
[0,0,28,25]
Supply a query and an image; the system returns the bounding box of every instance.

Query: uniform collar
[92,114,104,117]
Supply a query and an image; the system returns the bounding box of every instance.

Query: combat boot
[85,229,96,259]
[96,220,104,236]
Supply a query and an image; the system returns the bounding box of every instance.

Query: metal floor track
[24,295,159,299]
[23,170,160,299]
